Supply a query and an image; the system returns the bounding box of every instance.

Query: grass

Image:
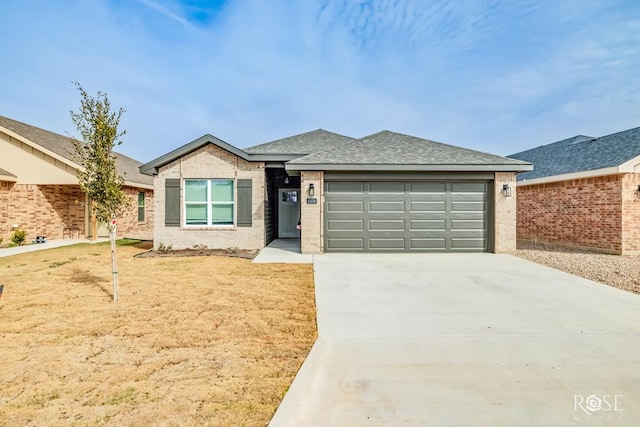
[0,241,316,426]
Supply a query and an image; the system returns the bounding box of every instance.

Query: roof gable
[286,130,532,172]
[509,127,640,181]
[244,129,355,154]
[0,115,152,187]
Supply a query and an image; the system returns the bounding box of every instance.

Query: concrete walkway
[0,238,108,258]
[253,239,313,264]
[270,253,640,426]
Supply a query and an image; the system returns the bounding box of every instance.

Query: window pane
[211,180,234,202]
[138,191,145,207]
[212,205,233,225]
[186,204,208,225]
[185,180,208,202]
[138,206,145,222]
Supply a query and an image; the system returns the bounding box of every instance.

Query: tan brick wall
[0,183,154,244]
[0,183,85,242]
[621,173,640,254]
[153,144,265,250]
[516,174,623,253]
[494,172,517,253]
[117,186,154,241]
[299,171,323,254]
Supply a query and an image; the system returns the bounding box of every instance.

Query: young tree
[70,82,129,302]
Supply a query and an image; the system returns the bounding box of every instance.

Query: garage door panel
[369,219,405,230]
[369,201,405,212]
[410,201,446,212]
[369,238,405,250]
[410,238,447,250]
[452,182,486,193]
[410,219,446,230]
[410,182,446,193]
[450,231,485,240]
[326,182,364,193]
[451,219,485,230]
[327,201,364,213]
[451,201,485,212]
[326,238,364,250]
[327,219,364,231]
[324,180,488,252]
[451,238,486,249]
[369,182,405,193]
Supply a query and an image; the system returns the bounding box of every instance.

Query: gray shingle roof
[508,127,640,181]
[289,130,531,167]
[245,129,355,154]
[0,115,152,186]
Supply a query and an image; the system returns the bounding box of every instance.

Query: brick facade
[516,173,640,254]
[621,173,640,254]
[153,144,265,250]
[118,187,154,241]
[300,171,324,254]
[0,183,153,243]
[150,148,519,254]
[494,172,517,253]
[0,183,85,243]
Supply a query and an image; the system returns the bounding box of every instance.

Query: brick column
[300,171,323,254]
[494,172,517,253]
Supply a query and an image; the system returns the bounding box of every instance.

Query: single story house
[509,127,640,254]
[0,115,154,243]
[141,129,531,254]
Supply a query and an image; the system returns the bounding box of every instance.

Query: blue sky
[1,0,639,162]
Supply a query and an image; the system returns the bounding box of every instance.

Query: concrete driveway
[270,253,640,426]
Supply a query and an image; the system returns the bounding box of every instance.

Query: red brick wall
[516,174,623,253]
[0,183,85,242]
[118,187,153,241]
[0,184,154,244]
[621,173,640,254]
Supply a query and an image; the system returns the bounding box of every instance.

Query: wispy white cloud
[132,0,196,29]
[0,0,638,161]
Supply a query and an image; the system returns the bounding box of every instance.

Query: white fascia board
[286,163,532,172]
[618,154,640,173]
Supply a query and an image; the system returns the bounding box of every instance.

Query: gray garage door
[324,181,489,252]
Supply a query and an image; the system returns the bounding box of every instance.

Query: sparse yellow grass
[0,242,316,426]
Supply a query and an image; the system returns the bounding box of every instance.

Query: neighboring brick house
[141,130,531,254]
[0,115,154,243]
[509,128,640,254]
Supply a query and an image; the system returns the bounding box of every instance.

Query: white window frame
[183,179,235,227]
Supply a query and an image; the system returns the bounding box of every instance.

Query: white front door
[278,189,300,238]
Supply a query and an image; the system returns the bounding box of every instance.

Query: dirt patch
[0,243,316,426]
[135,247,259,260]
[516,241,640,294]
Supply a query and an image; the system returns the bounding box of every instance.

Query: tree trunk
[110,222,119,303]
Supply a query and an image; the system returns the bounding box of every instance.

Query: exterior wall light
[502,184,512,197]
[636,185,640,200]
[308,183,315,197]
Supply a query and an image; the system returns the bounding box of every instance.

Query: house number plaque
[306,198,318,204]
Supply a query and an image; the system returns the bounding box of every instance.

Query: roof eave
[0,174,17,182]
[124,180,154,190]
[516,166,625,186]
[285,163,533,172]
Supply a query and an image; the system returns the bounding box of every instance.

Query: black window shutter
[165,179,180,227]
[237,179,252,227]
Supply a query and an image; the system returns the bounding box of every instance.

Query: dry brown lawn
[0,241,316,426]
